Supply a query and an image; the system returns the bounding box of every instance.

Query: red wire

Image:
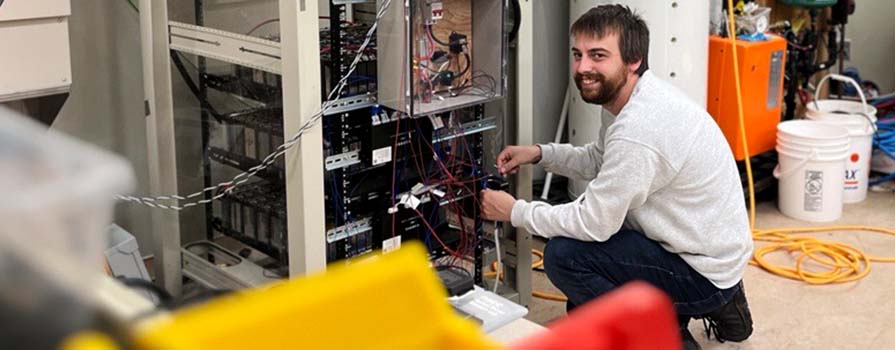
[318,16,355,25]
[246,18,280,35]
[431,151,482,207]
[451,116,484,257]
[455,117,483,206]
[246,16,355,36]
[409,120,433,184]
[412,208,461,257]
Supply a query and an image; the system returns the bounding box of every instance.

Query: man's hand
[480,189,516,222]
[496,145,542,176]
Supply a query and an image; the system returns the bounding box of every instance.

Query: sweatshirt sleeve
[512,139,674,241]
[538,142,605,181]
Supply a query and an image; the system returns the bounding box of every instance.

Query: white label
[411,183,426,195]
[406,194,421,210]
[429,115,445,129]
[372,146,392,166]
[383,236,401,254]
[804,170,824,212]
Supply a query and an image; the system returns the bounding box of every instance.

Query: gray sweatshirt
[511,71,752,289]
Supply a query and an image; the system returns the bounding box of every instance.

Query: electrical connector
[437,268,474,297]
[432,50,449,64]
[449,32,468,54]
[438,71,456,86]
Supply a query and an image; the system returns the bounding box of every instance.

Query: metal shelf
[204,73,281,105]
[207,147,285,184]
[216,107,284,135]
[225,181,287,218]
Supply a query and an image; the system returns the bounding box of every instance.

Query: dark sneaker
[700,283,753,342]
[681,327,702,350]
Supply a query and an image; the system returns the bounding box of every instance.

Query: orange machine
[707,34,787,160]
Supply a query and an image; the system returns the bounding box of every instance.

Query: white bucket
[776,141,850,159]
[776,136,849,151]
[775,121,849,222]
[777,120,853,146]
[805,74,878,203]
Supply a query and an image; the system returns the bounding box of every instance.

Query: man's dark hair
[571,5,650,76]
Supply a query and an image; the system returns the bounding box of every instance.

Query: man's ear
[628,59,643,75]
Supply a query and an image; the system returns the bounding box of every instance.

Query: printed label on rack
[372,146,392,166]
[429,115,445,129]
[382,236,402,254]
[325,218,373,243]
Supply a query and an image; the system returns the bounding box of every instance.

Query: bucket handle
[813,74,870,117]
[773,149,818,180]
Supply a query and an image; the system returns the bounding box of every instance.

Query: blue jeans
[543,230,741,319]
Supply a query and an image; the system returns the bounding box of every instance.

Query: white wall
[846,2,895,92]
[531,0,570,181]
[52,0,154,254]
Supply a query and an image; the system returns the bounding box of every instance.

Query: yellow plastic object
[61,331,120,350]
[134,242,498,350]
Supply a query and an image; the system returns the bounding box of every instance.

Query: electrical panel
[376,0,507,116]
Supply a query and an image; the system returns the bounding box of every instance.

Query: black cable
[436,264,472,277]
[115,277,174,306]
[165,289,234,310]
[427,25,451,46]
[170,51,224,120]
[508,0,521,43]
[123,0,138,12]
[457,53,471,78]
[451,72,497,98]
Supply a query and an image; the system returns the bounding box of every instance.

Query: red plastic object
[510,282,681,350]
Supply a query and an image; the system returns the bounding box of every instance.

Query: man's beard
[574,68,627,105]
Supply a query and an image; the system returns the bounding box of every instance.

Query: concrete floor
[523,191,895,349]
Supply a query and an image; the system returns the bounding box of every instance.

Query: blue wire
[324,135,346,222]
[348,75,376,82]
[348,171,369,198]
[329,171,345,221]
[870,118,895,186]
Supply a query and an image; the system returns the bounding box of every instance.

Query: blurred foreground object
[0,105,135,349]
[65,242,678,350]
